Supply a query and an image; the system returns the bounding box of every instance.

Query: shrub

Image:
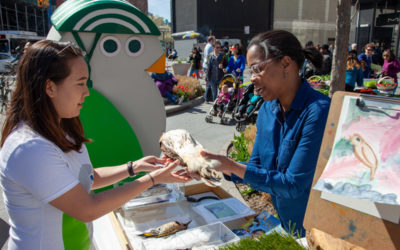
[173,75,203,101]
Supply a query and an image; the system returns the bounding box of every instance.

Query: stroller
[205,73,242,125]
[233,82,264,131]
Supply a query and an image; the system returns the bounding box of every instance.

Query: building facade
[171,0,360,50]
[356,0,400,56]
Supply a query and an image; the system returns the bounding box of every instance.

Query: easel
[304,91,400,250]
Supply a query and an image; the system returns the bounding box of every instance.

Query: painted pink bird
[349,133,378,180]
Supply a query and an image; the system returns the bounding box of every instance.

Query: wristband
[147,172,155,186]
[127,161,134,176]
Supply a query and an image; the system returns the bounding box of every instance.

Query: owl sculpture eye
[100,36,121,56]
[125,36,144,56]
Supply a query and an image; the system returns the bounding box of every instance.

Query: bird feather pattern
[159,129,222,187]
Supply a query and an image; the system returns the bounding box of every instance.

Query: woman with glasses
[0,40,191,249]
[200,30,330,237]
[358,43,375,78]
[204,40,228,102]
[381,49,400,83]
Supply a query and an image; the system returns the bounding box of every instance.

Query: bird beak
[146,52,166,73]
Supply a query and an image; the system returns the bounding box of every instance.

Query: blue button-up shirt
[229,79,330,236]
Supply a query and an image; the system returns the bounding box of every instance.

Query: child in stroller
[211,83,231,117]
[234,82,263,131]
[205,73,240,124]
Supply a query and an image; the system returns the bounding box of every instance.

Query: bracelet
[147,172,155,186]
[127,161,134,176]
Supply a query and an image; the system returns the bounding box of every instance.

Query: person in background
[202,36,215,73]
[301,40,317,79]
[224,43,246,82]
[236,87,263,119]
[358,42,375,78]
[151,71,184,105]
[372,42,384,66]
[199,30,329,237]
[223,41,230,54]
[345,52,364,92]
[211,83,231,117]
[316,44,332,75]
[349,43,357,54]
[204,40,228,102]
[0,40,191,249]
[381,49,400,83]
[329,44,334,56]
[188,47,202,79]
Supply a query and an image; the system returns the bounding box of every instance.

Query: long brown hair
[1,40,89,152]
[346,53,361,70]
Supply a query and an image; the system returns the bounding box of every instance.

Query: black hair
[248,30,322,70]
[383,49,395,62]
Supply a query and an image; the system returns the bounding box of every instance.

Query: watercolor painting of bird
[349,133,378,180]
[159,129,222,187]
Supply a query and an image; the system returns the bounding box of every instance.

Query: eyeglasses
[249,58,274,76]
[215,46,221,49]
[366,48,374,52]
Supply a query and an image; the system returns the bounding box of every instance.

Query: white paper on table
[92,214,124,250]
[192,197,255,224]
[321,191,400,224]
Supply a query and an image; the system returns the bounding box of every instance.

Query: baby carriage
[233,82,264,131]
[205,73,242,124]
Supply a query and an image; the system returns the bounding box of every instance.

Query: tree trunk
[329,0,352,96]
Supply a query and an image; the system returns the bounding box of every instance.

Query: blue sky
[148,0,171,22]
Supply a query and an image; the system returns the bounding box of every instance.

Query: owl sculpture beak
[146,52,166,73]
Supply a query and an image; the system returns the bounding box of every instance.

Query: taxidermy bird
[159,129,222,187]
[349,133,378,180]
[139,220,191,238]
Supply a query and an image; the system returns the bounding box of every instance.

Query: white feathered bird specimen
[159,129,222,187]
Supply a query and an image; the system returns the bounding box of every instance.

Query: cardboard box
[109,183,254,250]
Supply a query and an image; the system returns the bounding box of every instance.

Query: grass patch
[220,231,306,250]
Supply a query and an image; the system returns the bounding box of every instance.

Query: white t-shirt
[202,42,214,70]
[0,123,94,250]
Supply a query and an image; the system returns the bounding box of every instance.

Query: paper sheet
[321,191,400,224]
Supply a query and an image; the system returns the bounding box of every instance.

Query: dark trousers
[204,80,219,101]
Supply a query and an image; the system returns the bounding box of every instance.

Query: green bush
[230,132,250,162]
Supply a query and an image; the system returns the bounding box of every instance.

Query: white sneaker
[177,96,185,105]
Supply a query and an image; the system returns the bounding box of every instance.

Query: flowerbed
[173,75,203,101]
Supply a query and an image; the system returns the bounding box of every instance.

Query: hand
[236,68,241,73]
[218,63,223,69]
[151,160,192,184]
[200,150,236,174]
[133,156,166,173]
[223,68,227,73]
